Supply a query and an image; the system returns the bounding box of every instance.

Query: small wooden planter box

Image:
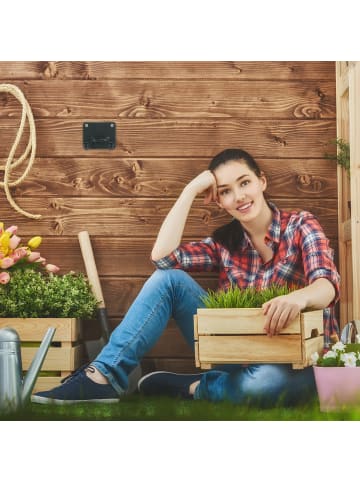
[194,308,324,370]
[0,317,84,392]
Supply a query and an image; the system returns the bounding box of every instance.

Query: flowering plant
[0,221,98,319]
[0,221,59,284]
[311,342,360,367]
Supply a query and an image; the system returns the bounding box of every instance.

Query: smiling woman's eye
[219,189,230,196]
[240,179,250,187]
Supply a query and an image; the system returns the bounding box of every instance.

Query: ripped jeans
[92,269,316,405]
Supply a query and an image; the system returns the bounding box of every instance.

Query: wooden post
[349,62,360,319]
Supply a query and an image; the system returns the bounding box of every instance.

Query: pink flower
[0,257,15,269]
[11,247,28,262]
[45,263,60,273]
[9,234,21,250]
[0,272,10,284]
[5,225,18,235]
[27,251,41,262]
[34,256,46,264]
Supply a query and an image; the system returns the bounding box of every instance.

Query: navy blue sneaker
[137,371,203,399]
[31,366,120,405]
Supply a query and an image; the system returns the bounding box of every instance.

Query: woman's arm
[151,170,217,261]
[262,278,336,336]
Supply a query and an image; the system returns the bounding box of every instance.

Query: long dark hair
[209,149,263,253]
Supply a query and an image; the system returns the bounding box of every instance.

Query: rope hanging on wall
[0,83,41,219]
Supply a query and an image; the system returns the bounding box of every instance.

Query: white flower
[323,350,337,359]
[332,342,346,353]
[311,352,319,364]
[340,352,357,367]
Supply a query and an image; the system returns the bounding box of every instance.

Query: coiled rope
[0,83,41,219]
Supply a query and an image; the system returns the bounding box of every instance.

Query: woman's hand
[262,279,335,336]
[184,170,218,204]
[262,292,307,336]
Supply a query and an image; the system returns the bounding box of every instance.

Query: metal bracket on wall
[83,122,116,149]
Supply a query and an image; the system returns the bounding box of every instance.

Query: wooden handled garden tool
[78,230,142,391]
[78,230,111,360]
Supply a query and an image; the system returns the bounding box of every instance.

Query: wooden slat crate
[0,318,83,392]
[194,308,324,370]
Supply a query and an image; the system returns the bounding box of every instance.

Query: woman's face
[213,160,267,223]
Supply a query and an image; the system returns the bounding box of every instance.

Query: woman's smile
[236,201,253,213]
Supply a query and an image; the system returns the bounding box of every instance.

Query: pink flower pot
[313,366,360,411]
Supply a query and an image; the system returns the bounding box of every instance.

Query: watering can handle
[340,320,360,344]
[22,327,56,403]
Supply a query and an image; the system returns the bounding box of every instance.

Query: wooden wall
[0,61,337,374]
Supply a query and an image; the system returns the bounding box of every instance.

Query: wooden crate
[194,308,324,370]
[0,318,84,392]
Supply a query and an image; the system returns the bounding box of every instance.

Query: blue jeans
[92,269,316,405]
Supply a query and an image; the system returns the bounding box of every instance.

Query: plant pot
[0,317,84,393]
[313,366,360,412]
[194,308,324,370]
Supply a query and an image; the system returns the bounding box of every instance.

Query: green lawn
[2,393,360,421]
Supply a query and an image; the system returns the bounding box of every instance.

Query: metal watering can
[0,326,56,412]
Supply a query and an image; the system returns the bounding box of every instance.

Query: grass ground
[2,393,360,421]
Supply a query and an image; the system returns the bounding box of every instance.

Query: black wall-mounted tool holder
[83,122,116,149]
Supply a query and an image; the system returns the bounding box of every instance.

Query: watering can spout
[22,327,56,403]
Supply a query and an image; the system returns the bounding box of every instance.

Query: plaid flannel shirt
[153,202,340,347]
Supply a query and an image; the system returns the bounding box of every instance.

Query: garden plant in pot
[0,222,99,393]
[311,332,360,412]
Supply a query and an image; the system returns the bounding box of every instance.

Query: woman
[32,148,340,406]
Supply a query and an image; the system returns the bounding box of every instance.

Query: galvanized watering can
[0,326,55,412]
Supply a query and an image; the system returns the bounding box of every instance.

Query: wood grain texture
[8,157,338,199]
[0,118,336,158]
[0,61,337,373]
[99,277,219,317]
[0,80,335,119]
[141,358,200,375]
[36,236,338,277]
[198,335,302,363]
[0,196,338,237]
[0,61,335,80]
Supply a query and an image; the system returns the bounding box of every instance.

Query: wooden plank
[339,219,352,243]
[349,62,360,319]
[146,323,194,358]
[7,157,338,200]
[33,376,64,393]
[0,197,339,238]
[0,318,80,342]
[193,315,198,340]
[141,358,201,375]
[336,62,351,327]
[0,61,336,80]
[194,342,200,368]
[29,236,338,278]
[301,311,324,338]
[0,80,336,119]
[303,336,324,365]
[198,335,302,364]
[21,345,82,371]
[196,308,301,334]
[100,277,218,318]
[0,118,336,158]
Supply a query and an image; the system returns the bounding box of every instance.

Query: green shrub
[0,268,98,319]
[201,284,293,309]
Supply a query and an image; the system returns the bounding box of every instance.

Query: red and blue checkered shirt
[153,202,340,347]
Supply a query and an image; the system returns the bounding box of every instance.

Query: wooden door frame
[336,61,360,327]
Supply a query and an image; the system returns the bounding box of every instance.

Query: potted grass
[0,222,98,392]
[194,285,324,370]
